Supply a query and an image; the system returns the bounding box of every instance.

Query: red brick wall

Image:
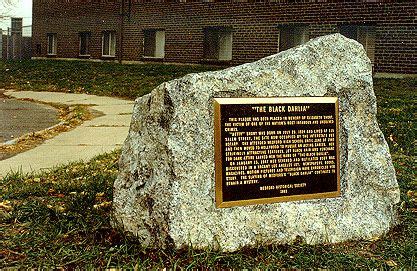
[32,0,121,60]
[32,0,417,74]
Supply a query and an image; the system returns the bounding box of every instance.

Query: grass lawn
[0,60,221,100]
[0,60,416,268]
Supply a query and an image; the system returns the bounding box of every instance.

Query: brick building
[32,0,416,75]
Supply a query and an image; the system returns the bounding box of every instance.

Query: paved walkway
[0,94,60,144]
[0,90,134,178]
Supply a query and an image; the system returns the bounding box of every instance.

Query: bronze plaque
[214,97,340,208]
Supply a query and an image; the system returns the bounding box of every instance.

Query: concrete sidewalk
[0,90,135,178]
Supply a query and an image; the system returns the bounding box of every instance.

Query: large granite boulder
[112,34,400,252]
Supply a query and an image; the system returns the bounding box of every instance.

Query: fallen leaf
[368,236,380,242]
[386,260,398,267]
[93,201,112,210]
[57,206,66,213]
[96,192,105,198]
[0,200,13,212]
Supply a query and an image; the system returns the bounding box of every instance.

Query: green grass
[0,61,416,268]
[0,60,221,100]
[374,78,417,157]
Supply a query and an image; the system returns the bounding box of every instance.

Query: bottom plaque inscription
[214,97,340,208]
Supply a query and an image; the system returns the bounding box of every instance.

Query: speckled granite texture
[112,34,400,252]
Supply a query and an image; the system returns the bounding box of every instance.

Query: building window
[102,31,116,57]
[79,32,91,56]
[11,18,22,32]
[339,25,375,63]
[203,27,233,61]
[47,33,57,55]
[143,29,165,58]
[278,25,309,52]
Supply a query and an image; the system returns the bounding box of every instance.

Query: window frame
[79,31,91,57]
[142,29,166,59]
[203,26,233,62]
[102,31,116,57]
[339,24,376,63]
[47,33,57,56]
[277,24,310,52]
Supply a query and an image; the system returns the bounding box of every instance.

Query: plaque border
[214,97,341,208]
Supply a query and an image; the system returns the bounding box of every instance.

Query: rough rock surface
[112,34,400,252]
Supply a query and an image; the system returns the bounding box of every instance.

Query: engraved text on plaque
[214,97,340,208]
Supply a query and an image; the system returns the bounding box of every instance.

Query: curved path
[0,90,134,178]
[0,97,60,144]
